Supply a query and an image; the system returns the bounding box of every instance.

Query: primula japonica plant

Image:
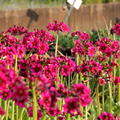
[0,22,120,120]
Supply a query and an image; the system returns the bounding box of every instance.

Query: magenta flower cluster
[0,22,119,119]
[98,112,120,120]
[111,24,120,36]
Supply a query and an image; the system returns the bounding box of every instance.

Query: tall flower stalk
[102,85,105,112]
[96,85,100,116]
[108,83,112,113]
[76,54,79,83]
[32,84,37,120]
[118,57,120,102]
[12,55,18,120]
[55,33,59,57]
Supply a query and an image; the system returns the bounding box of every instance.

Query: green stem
[55,33,59,57]
[118,57,120,102]
[15,55,18,72]
[79,106,83,120]
[61,75,63,84]
[76,54,79,66]
[108,83,112,113]
[118,84,120,102]
[76,73,79,83]
[67,114,71,120]
[2,100,7,120]
[85,82,89,119]
[6,100,10,120]
[78,115,81,120]
[80,55,83,83]
[11,55,18,120]
[68,75,71,88]
[28,118,31,120]
[59,98,63,111]
[85,106,88,120]
[12,101,15,120]
[41,111,46,120]
[55,116,57,120]
[16,106,19,120]
[102,85,105,112]
[113,61,116,99]
[0,99,1,107]
[76,54,79,83]
[20,108,25,120]
[96,85,100,116]
[32,84,37,120]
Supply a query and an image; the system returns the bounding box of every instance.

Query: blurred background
[0,0,120,32]
[0,0,120,9]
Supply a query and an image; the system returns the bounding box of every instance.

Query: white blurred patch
[67,0,82,10]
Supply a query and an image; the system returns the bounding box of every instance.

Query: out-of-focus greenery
[0,0,65,9]
[1,0,120,4]
[59,34,74,50]
[0,0,120,9]
[83,0,120,4]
